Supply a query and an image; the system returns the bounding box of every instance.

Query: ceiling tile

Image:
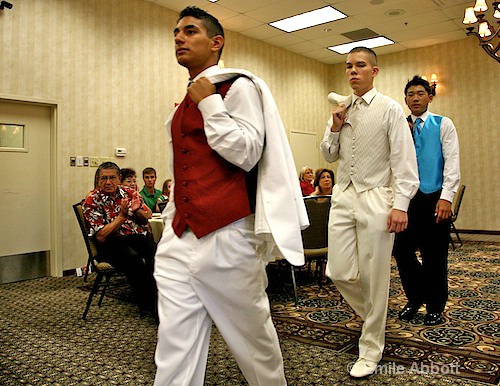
[245,0,334,23]
[153,0,206,12]
[202,3,240,20]
[240,24,285,40]
[370,10,450,35]
[292,17,366,40]
[310,34,352,47]
[214,0,283,14]
[221,14,263,32]
[391,20,460,41]
[399,30,468,49]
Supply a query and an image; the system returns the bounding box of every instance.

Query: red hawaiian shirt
[83,186,149,238]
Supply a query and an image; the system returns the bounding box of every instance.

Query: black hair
[314,168,335,189]
[178,6,224,58]
[120,168,136,183]
[348,47,378,65]
[97,161,120,178]
[404,75,432,96]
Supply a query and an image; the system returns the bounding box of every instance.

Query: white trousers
[153,215,286,386]
[325,184,394,362]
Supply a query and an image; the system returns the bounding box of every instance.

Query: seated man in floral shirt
[83,162,157,313]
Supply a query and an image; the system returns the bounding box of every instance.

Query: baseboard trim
[457,229,500,235]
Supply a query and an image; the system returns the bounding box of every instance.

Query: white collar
[353,87,377,105]
[411,110,430,123]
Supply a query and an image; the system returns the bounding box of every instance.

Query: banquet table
[148,215,164,243]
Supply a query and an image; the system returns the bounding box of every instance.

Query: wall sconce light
[0,1,14,10]
[421,73,439,96]
[218,59,225,68]
[462,1,500,63]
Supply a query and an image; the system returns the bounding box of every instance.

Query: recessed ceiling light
[328,36,395,54]
[208,0,218,3]
[269,6,347,33]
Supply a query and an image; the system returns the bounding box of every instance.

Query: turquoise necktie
[414,117,423,134]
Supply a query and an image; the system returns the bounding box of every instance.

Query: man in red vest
[153,6,308,386]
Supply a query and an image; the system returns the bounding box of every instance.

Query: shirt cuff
[197,93,225,117]
[440,189,455,203]
[326,130,340,144]
[393,195,411,212]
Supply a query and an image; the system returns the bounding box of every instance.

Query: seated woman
[311,168,334,199]
[120,168,139,191]
[120,168,152,218]
[299,166,315,196]
[156,178,172,212]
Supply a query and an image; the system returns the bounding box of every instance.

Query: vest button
[181,132,187,137]
[184,213,190,218]
[182,180,188,186]
[182,196,189,202]
[182,148,188,154]
[182,164,188,170]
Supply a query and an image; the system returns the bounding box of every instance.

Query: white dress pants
[153,214,286,386]
[325,184,394,363]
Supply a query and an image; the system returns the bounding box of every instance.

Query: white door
[290,131,319,174]
[0,101,52,283]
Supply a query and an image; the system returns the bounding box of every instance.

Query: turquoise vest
[413,114,444,194]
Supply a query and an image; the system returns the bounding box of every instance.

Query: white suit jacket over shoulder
[165,67,309,266]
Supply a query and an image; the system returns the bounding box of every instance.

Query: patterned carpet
[0,241,498,385]
[268,241,500,385]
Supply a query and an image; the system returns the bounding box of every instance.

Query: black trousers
[393,190,450,314]
[97,234,157,310]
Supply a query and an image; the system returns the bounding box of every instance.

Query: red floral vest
[171,78,256,238]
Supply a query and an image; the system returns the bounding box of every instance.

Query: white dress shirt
[320,87,419,212]
[410,110,461,203]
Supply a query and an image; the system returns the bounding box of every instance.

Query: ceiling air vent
[341,28,379,41]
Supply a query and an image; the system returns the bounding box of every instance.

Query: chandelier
[463,1,500,63]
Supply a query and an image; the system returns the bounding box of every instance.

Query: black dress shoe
[424,313,445,326]
[398,303,421,321]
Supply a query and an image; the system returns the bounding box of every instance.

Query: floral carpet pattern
[0,241,497,385]
[268,242,500,384]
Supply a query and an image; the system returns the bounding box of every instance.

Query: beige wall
[1,0,498,272]
[0,0,331,272]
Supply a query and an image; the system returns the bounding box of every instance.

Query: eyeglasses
[99,176,118,181]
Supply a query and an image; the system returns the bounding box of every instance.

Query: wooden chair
[449,185,466,249]
[73,200,121,320]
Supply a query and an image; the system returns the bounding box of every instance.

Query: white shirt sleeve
[387,101,420,211]
[439,116,461,203]
[320,116,341,163]
[196,76,265,172]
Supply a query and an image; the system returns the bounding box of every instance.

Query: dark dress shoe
[398,303,420,321]
[424,313,445,326]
